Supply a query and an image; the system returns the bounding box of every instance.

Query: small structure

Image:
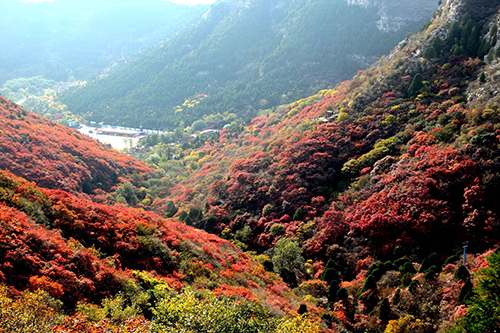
[96,128,145,137]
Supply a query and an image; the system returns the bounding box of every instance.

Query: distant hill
[61,0,438,129]
[0,95,155,195]
[0,0,208,82]
[157,0,500,259]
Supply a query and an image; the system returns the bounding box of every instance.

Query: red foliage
[53,314,151,333]
[344,144,482,255]
[0,169,291,312]
[0,96,154,195]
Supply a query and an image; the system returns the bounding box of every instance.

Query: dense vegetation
[0,76,85,126]
[2,0,500,332]
[0,168,320,331]
[0,95,155,195]
[126,0,500,331]
[61,0,437,129]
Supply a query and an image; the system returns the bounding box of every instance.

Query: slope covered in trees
[0,168,321,331]
[131,0,500,330]
[3,0,500,331]
[61,0,438,129]
[0,95,155,195]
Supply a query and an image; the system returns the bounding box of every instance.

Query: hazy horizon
[14,0,217,4]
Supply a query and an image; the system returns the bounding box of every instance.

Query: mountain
[0,0,208,82]
[0,168,320,331]
[2,0,500,331]
[0,104,319,330]
[0,95,155,195]
[61,0,438,129]
[133,0,500,330]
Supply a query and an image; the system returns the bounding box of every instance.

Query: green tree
[423,46,437,59]
[407,73,423,97]
[280,267,298,288]
[191,119,207,132]
[292,208,304,221]
[454,249,500,332]
[164,200,178,217]
[379,298,392,322]
[432,37,443,53]
[447,21,462,46]
[479,72,486,83]
[272,238,304,274]
[269,223,284,237]
[152,289,276,333]
[189,206,203,221]
[320,259,340,284]
[115,182,139,206]
[297,304,308,315]
[491,24,498,46]
[235,225,252,243]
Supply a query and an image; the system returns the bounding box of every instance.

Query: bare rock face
[345,0,439,32]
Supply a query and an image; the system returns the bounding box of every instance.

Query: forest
[60,0,437,130]
[1,0,500,332]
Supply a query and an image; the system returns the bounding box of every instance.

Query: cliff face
[345,0,439,32]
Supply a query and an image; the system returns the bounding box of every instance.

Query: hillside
[2,0,500,331]
[61,0,438,129]
[133,0,500,331]
[0,95,155,195]
[0,169,322,332]
[0,0,208,82]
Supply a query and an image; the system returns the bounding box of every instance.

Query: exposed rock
[344,0,439,32]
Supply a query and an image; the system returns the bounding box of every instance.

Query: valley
[77,124,165,151]
[1,0,500,332]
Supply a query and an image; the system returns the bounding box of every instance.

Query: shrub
[454,265,470,281]
[270,223,285,237]
[455,249,500,332]
[0,286,62,333]
[385,315,424,333]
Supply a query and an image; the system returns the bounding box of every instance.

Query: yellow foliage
[0,285,62,332]
[336,112,349,122]
[385,315,425,333]
[276,314,322,333]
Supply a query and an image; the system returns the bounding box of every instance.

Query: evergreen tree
[480,72,486,83]
[165,200,178,217]
[297,304,308,315]
[447,21,462,46]
[432,37,443,53]
[378,298,391,322]
[457,249,500,332]
[455,265,471,281]
[423,46,437,59]
[407,73,423,97]
[321,259,340,283]
[458,279,473,304]
[328,279,340,301]
[279,267,298,288]
[292,208,304,221]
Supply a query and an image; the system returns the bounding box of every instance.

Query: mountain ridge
[61,0,438,129]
